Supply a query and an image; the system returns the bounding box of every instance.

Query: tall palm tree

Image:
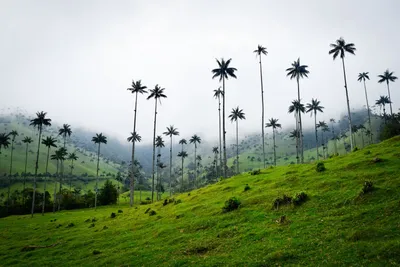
[179,139,187,152]
[289,129,300,158]
[376,96,391,122]
[127,79,148,207]
[378,69,397,115]
[177,151,188,192]
[147,85,167,202]
[0,133,10,179]
[127,131,142,206]
[266,118,281,166]
[30,111,52,217]
[189,134,201,187]
[286,58,309,163]
[213,87,224,171]
[358,72,373,143]
[212,58,237,178]
[329,119,338,155]
[306,99,324,160]
[329,37,356,150]
[68,152,78,190]
[163,125,179,197]
[212,146,219,179]
[51,147,67,213]
[7,130,18,213]
[92,133,107,210]
[228,107,246,174]
[21,137,33,192]
[41,136,57,215]
[288,99,305,164]
[155,135,165,200]
[317,121,328,158]
[58,124,72,148]
[254,45,268,169]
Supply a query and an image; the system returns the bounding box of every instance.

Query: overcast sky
[1,0,399,145]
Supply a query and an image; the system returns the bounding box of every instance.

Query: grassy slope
[0,137,400,266]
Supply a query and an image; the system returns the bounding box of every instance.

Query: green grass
[1,136,400,266]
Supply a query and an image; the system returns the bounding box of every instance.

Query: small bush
[174,199,182,205]
[144,208,151,214]
[360,181,374,195]
[188,193,191,196]
[66,223,75,228]
[272,195,292,210]
[353,147,359,152]
[103,226,108,230]
[110,212,116,218]
[140,200,151,205]
[163,199,169,206]
[92,250,101,255]
[275,215,290,225]
[371,157,383,163]
[316,162,326,172]
[292,192,308,206]
[176,214,184,219]
[149,210,157,216]
[244,184,251,192]
[168,198,175,203]
[364,150,371,155]
[250,169,261,175]
[56,224,62,229]
[118,210,123,213]
[89,223,95,228]
[91,217,97,222]
[84,218,90,223]
[145,197,151,201]
[222,197,241,213]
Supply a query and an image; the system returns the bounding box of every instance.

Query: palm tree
[155,135,165,200]
[329,37,356,150]
[286,58,309,163]
[179,139,187,152]
[58,124,72,148]
[51,147,67,213]
[7,130,18,213]
[365,130,372,145]
[177,151,188,192]
[228,107,246,174]
[68,152,78,190]
[212,146,219,179]
[21,137,33,192]
[376,96,391,122]
[127,131,142,206]
[266,118,281,166]
[147,85,167,202]
[378,69,397,115]
[41,136,57,215]
[127,79,148,206]
[306,99,324,160]
[0,133,10,181]
[163,125,179,197]
[358,72,373,143]
[189,134,201,187]
[317,121,329,158]
[30,111,51,217]
[92,133,107,210]
[288,99,305,164]
[212,58,237,177]
[254,45,268,169]
[329,119,338,155]
[213,87,224,171]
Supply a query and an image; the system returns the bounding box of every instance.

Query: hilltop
[0,136,399,266]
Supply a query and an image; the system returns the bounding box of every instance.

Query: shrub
[163,199,169,206]
[316,162,326,172]
[98,180,118,206]
[92,250,101,255]
[110,212,116,218]
[145,197,151,201]
[140,200,151,205]
[353,147,359,152]
[89,223,95,228]
[149,210,157,216]
[364,150,371,155]
[275,215,290,225]
[371,157,383,163]
[250,169,261,175]
[360,181,374,195]
[176,214,184,219]
[292,192,308,206]
[222,197,241,213]
[91,217,97,222]
[66,223,75,228]
[174,199,182,205]
[244,184,251,192]
[272,195,292,210]
[103,226,108,230]
[118,209,123,213]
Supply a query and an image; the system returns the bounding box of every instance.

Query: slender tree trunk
[363,80,373,143]
[23,143,28,191]
[361,131,364,148]
[273,129,276,166]
[341,57,354,150]
[94,143,100,210]
[151,100,158,202]
[296,77,304,163]
[258,56,266,169]
[236,120,239,174]
[314,112,319,161]
[332,123,337,155]
[386,81,393,115]
[295,112,299,164]
[321,131,325,159]
[31,125,43,217]
[222,76,227,178]
[130,91,139,207]
[42,146,50,215]
[169,136,172,197]
[181,157,184,192]
[218,96,222,177]
[194,145,197,188]
[69,159,74,190]
[58,159,63,212]
[53,161,59,213]
[7,139,15,214]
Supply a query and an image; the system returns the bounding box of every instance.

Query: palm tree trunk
[181,157,184,192]
[321,131,325,159]
[23,143,28,192]
[7,139,15,214]
[236,120,239,174]
[42,146,50,215]
[31,125,43,217]
[296,77,304,163]
[222,76,227,178]
[53,161,59,213]
[363,80,373,143]
[314,112,319,161]
[361,132,364,148]
[386,81,393,115]
[94,143,100,210]
[218,96,222,177]
[273,129,276,166]
[130,91,139,207]
[169,136,172,197]
[341,57,354,150]
[151,100,158,202]
[295,113,299,164]
[194,145,197,188]
[58,159,63,212]
[258,56,266,169]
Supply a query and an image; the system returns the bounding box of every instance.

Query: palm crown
[358,72,370,82]
[155,136,165,148]
[68,152,78,161]
[147,85,167,103]
[306,99,324,115]
[127,79,148,94]
[42,136,58,148]
[288,100,305,114]
[92,133,107,145]
[228,107,246,122]
[22,136,33,144]
[212,58,237,81]
[30,111,51,129]
[212,147,219,154]
[51,147,68,161]
[213,87,224,99]
[266,118,281,129]
[9,130,18,140]
[0,133,11,150]
[179,139,187,145]
[189,134,201,147]
[317,121,328,129]
[378,69,398,84]
[286,58,309,80]
[177,151,188,158]
[253,45,268,57]
[376,96,391,106]
[289,129,300,139]
[163,125,179,138]
[59,124,72,138]
[127,132,142,143]
[329,37,356,60]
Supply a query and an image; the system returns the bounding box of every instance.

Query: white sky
[1,0,399,145]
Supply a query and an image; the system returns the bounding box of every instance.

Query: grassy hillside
[0,136,399,266]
